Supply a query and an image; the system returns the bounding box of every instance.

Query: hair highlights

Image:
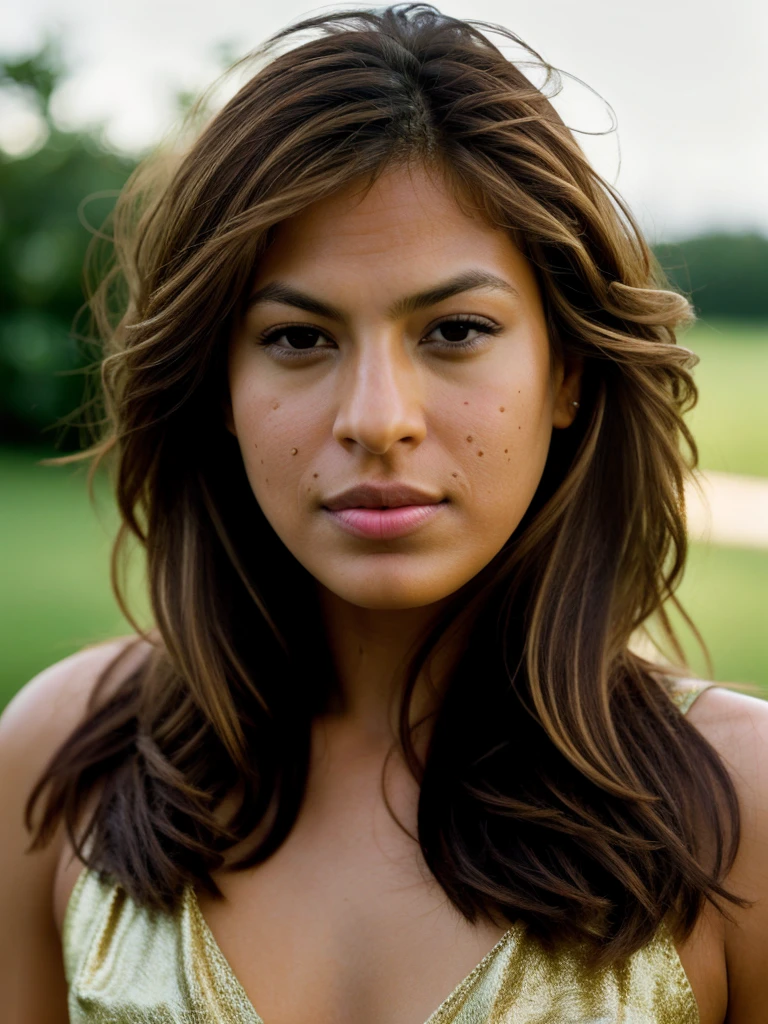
[28,4,743,965]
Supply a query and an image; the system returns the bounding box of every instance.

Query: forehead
[254,162,539,296]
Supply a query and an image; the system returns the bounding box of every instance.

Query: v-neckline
[188,885,517,1024]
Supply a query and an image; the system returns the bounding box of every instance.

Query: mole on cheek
[477,450,484,457]
[499,406,505,413]
[290,447,298,456]
[466,435,473,443]
[452,472,458,478]
[272,401,280,410]
[313,473,319,479]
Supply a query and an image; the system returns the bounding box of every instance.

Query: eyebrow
[246,270,519,321]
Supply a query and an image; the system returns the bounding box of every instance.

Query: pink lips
[328,503,445,540]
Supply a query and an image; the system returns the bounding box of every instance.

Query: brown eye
[424,316,501,350]
[436,321,475,342]
[277,327,326,349]
[258,325,335,357]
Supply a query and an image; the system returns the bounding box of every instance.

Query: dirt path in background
[685,471,768,550]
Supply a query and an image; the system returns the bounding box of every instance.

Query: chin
[338,591,438,611]
[319,563,468,611]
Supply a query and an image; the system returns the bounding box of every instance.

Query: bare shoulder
[0,631,155,850]
[0,634,151,746]
[686,685,768,803]
[686,684,768,1022]
[0,635,153,1024]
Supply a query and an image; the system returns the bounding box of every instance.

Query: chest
[62,730,726,1024]
[198,741,509,1024]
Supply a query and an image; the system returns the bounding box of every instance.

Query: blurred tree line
[655,234,768,322]
[0,41,136,447]
[1,41,767,448]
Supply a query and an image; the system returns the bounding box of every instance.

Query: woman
[2,5,767,1022]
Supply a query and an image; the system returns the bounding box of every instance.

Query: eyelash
[256,314,502,361]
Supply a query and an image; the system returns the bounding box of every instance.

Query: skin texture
[1,161,767,1023]
[226,162,581,731]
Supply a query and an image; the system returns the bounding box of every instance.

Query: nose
[332,334,427,455]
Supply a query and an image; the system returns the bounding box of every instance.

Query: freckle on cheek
[477,450,483,457]
[463,401,469,406]
[504,449,508,454]
[499,406,505,412]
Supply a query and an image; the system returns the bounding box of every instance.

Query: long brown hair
[28,3,744,964]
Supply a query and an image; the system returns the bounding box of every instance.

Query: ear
[552,351,584,429]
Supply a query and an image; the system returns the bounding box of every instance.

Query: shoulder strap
[667,680,715,716]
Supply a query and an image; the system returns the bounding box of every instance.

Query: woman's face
[227,163,581,610]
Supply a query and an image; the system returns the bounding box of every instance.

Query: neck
[317,586,461,746]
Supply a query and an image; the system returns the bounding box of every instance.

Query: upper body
[3,7,766,1024]
[2,639,768,1024]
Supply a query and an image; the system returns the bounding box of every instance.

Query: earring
[571,401,580,408]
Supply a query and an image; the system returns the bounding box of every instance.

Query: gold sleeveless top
[63,682,710,1024]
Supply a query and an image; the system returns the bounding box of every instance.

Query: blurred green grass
[664,544,768,693]
[682,318,768,477]
[0,447,143,709]
[1,317,766,709]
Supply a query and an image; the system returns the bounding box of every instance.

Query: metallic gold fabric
[63,685,710,1024]
[667,681,713,716]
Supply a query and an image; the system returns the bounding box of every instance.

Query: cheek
[440,370,553,525]
[230,383,321,514]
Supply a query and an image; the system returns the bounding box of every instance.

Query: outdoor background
[1,0,766,710]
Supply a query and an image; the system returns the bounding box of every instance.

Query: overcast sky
[3,0,766,241]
